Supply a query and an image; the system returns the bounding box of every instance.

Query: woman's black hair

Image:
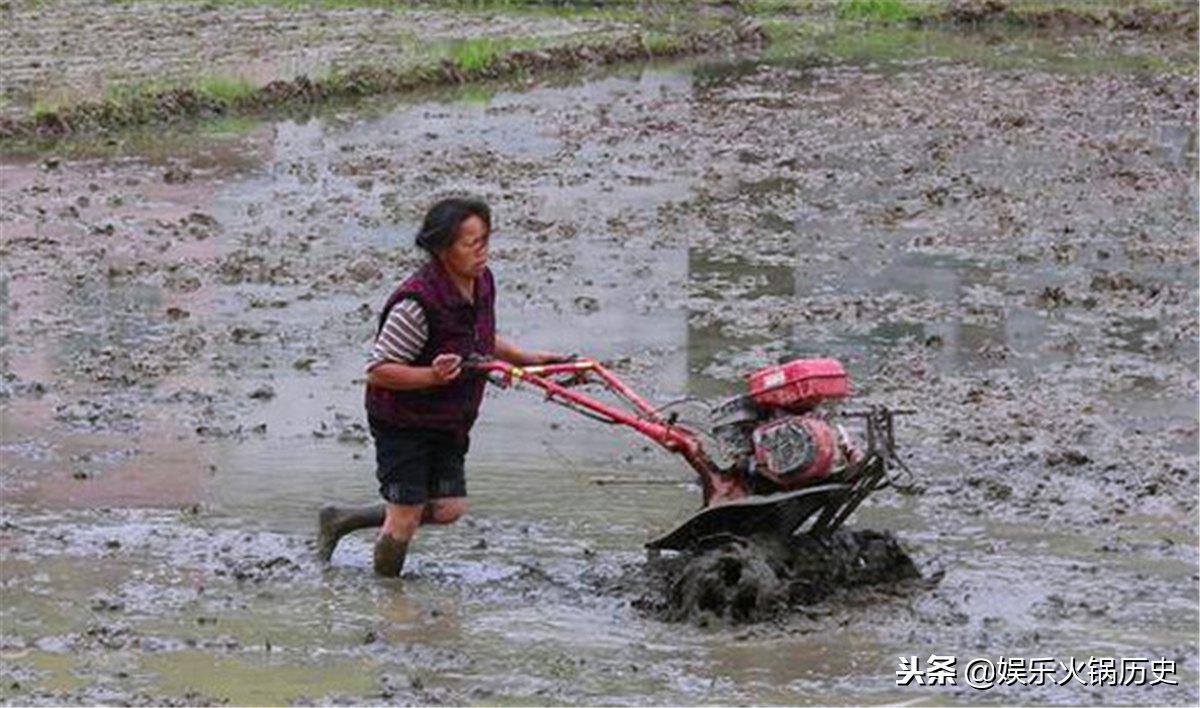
[414,197,491,255]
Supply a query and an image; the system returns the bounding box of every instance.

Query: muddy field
[1,15,1198,708]
[0,0,630,121]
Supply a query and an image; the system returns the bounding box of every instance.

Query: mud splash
[628,531,922,626]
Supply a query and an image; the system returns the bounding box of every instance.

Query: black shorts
[369,418,468,505]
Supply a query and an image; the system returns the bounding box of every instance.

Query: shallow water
[1,30,1197,706]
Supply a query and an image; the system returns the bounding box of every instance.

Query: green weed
[31,99,60,119]
[196,74,257,102]
[837,0,926,22]
[764,23,1193,75]
[750,0,822,15]
[642,30,680,54]
[104,78,173,105]
[759,15,823,43]
[450,37,502,72]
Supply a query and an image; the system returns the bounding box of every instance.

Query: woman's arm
[367,354,462,391]
[494,336,566,366]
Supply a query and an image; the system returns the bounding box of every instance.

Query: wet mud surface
[1,22,1197,707]
[0,0,626,119]
[939,0,1198,35]
[1,22,765,140]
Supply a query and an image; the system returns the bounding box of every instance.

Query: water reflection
[0,129,275,508]
[681,242,1038,389]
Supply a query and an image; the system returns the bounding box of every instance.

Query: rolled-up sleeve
[367,299,428,371]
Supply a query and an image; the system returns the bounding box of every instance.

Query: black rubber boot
[316,503,386,563]
[373,535,409,578]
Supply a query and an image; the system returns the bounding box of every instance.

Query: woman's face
[440,214,489,281]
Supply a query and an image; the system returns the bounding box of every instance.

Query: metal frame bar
[468,358,746,505]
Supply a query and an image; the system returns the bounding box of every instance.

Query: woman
[317,197,563,576]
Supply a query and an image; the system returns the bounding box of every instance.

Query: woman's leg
[368,423,435,576]
[316,503,385,562]
[374,498,465,575]
[375,502,424,577]
[315,497,464,564]
[425,497,466,524]
[324,425,468,575]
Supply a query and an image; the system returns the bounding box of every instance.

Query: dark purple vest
[365,259,496,439]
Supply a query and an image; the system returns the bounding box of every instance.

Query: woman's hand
[366,356,460,391]
[430,353,462,384]
[528,350,572,365]
[494,336,571,367]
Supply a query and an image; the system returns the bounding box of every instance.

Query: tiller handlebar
[465,357,746,505]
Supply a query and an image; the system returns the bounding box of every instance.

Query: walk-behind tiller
[466,356,914,552]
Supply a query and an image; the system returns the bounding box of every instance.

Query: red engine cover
[748,358,850,410]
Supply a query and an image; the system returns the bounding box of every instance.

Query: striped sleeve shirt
[367,299,428,370]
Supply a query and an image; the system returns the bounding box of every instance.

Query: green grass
[750,0,823,14]
[195,74,258,102]
[761,23,1193,75]
[836,0,929,22]
[28,85,73,118]
[31,99,60,119]
[450,37,503,72]
[104,78,174,105]
[760,15,823,43]
[642,30,681,53]
[440,34,561,73]
[1003,0,1176,16]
